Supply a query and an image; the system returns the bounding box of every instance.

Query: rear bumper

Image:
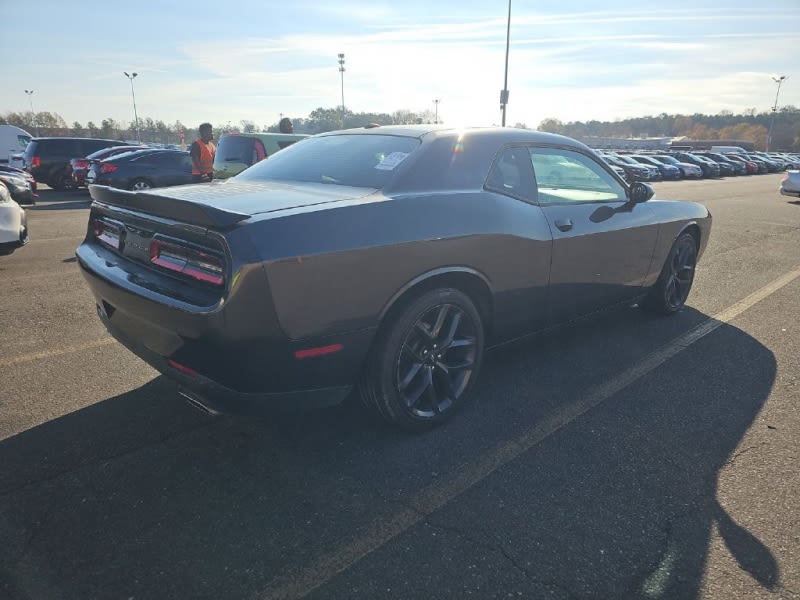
[780,187,800,198]
[102,315,353,416]
[77,243,372,415]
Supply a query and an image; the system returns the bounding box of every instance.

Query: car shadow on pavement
[0,308,780,599]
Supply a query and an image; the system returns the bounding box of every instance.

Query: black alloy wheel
[643,232,698,315]
[360,288,484,430]
[130,178,153,191]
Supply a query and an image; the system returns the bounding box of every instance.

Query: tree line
[2,105,798,151]
[0,106,439,145]
[535,106,800,151]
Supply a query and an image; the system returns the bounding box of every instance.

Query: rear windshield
[236,134,420,188]
[216,135,256,166]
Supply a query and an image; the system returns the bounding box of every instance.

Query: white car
[780,170,800,198]
[0,183,28,255]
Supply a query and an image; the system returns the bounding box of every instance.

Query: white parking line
[254,265,800,600]
[0,338,116,368]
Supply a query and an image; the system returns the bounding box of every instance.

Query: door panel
[529,147,658,322]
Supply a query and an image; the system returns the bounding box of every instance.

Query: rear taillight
[91,218,121,249]
[31,156,41,168]
[100,163,118,174]
[74,159,89,169]
[149,239,225,286]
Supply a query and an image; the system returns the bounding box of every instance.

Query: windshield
[654,155,678,165]
[236,134,420,188]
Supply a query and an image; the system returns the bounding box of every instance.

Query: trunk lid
[89,180,376,229]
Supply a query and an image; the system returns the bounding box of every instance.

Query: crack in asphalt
[0,418,220,498]
[719,444,762,470]
[420,516,584,600]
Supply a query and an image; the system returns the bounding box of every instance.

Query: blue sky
[2,0,799,131]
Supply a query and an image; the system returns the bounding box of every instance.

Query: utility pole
[767,75,787,152]
[123,72,141,143]
[434,99,440,124]
[24,90,38,136]
[338,53,346,128]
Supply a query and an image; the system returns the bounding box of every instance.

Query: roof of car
[320,125,592,151]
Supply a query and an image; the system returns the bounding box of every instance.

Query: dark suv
[24,137,122,189]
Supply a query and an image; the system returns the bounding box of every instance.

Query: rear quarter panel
[251,191,554,342]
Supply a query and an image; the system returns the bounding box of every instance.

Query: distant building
[578,136,756,152]
[668,138,755,151]
[579,136,672,151]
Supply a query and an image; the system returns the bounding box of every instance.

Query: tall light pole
[123,72,141,143]
[24,90,38,136]
[433,99,440,124]
[500,0,511,126]
[767,74,787,152]
[338,53,346,128]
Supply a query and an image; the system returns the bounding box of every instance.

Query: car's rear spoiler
[89,185,250,229]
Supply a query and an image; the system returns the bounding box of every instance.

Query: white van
[0,125,33,165]
[710,145,746,154]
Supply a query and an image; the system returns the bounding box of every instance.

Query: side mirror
[630,181,654,203]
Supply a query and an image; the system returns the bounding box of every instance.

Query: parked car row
[70,145,147,187]
[0,164,37,205]
[595,149,800,182]
[19,132,311,193]
[19,133,800,194]
[0,182,28,256]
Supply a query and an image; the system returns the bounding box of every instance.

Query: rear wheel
[642,232,698,315]
[48,174,66,190]
[359,288,484,431]
[130,178,152,191]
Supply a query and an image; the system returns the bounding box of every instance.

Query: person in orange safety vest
[190,122,216,183]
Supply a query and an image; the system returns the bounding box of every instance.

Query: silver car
[780,170,800,198]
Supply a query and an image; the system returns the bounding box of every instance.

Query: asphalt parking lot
[1,175,799,600]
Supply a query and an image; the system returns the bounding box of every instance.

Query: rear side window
[23,140,38,160]
[152,152,190,169]
[82,140,118,154]
[485,146,535,201]
[43,139,78,156]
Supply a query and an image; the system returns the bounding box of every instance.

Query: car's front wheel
[642,232,698,315]
[360,288,484,431]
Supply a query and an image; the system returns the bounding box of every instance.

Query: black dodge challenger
[77,126,711,430]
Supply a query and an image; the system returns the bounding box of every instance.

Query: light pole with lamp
[767,75,787,152]
[338,53,346,128]
[24,90,38,136]
[433,99,440,124]
[123,72,141,143]
[500,0,511,126]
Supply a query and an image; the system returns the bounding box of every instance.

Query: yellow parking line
[254,265,800,600]
[0,338,117,368]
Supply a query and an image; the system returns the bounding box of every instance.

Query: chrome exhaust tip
[178,389,222,416]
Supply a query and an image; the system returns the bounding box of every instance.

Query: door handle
[554,218,573,232]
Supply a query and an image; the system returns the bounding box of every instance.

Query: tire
[359,288,484,431]
[130,178,152,191]
[642,232,698,315]
[49,169,76,191]
[48,174,65,190]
